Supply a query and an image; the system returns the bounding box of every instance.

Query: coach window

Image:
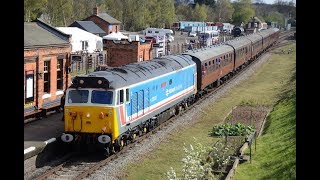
[212,60,215,70]
[205,63,208,69]
[44,60,50,94]
[126,89,130,103]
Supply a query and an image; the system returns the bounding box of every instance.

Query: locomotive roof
[72,55,195,89]
[183,44,233,61]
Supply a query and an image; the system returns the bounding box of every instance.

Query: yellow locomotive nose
[64,106,115,134]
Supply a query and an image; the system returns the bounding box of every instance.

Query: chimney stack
[93,5,98,15]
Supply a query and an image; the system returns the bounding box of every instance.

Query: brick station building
[24,19,71,120]
[105,38,152,67]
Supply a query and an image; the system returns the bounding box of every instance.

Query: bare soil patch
[227,105,271,135]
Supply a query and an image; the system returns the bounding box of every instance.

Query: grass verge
[233,47,296,180]
[122,42,296,180]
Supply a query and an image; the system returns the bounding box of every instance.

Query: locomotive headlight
[86,113,90,118]
[80,79,84,84]
[98,80,102,84]
[61,133,73,142]
[99,112,105,119]
[98,135,111,144]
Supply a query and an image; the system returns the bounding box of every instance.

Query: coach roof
[183,44,233,61]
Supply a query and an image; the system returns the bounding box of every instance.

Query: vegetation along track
[32,31,294,180]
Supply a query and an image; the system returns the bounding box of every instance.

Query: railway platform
[24,111,64,160]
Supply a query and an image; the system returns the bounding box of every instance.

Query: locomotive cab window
[92,90,113,104]
[68,90,89,103]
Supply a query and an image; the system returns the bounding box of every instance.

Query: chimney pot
[93,6,98,15]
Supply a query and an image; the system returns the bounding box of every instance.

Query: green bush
[210,123,255,137]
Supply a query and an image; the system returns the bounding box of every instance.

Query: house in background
[24,19,71,120]
[68,20,106,37]
[56,27,103,53]
[83,6,121,35]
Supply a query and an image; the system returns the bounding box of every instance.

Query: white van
[145,28,174,42]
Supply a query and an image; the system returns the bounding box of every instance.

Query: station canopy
[103,32,128,40]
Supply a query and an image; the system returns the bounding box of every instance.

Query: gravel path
[87,52,273,180]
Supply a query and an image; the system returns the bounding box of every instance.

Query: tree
[43,0,73,26]
[195,0,216,8]
[160,0,176,28]
[24,0,47,22]
[215,0,234,22]
[232,0,255,24]
[175,4,193,21]
[264,11,284,27]
[193,3,208,22]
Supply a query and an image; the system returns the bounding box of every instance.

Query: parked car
[189,31,197,37]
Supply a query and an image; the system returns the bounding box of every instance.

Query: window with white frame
[57,58,63,90]
[25,71,34,103]
[44,60,50,93]
[81,41,88,50]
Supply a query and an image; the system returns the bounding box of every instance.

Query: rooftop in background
[24,19,70,48]
[69,21,106,35]
[84,8,121,25]
[96,12,121,24]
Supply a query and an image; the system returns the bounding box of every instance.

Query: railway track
[33,31,294,180]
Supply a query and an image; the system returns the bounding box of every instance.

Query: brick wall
[24,46,71,109]
[106,40,152,67]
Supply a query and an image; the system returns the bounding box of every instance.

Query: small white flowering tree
[166,138,216,180]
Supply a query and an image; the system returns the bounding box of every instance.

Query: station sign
[153,42,164,48]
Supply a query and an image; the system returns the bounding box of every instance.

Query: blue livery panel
[123,65,196,126]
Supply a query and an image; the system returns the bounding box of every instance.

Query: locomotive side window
[169,79,172,85]
[126,89,129,102]
[120,89,124,104]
